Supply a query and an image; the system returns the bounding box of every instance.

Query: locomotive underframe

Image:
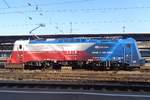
[20,60,139,70]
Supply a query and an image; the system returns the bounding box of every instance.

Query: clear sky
[0,0,150,35]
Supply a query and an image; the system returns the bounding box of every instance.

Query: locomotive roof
[27,37,134,44]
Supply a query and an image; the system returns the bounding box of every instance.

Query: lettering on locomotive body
[92,51,99,54]
[92,51,112,54]
[95,45,110,49]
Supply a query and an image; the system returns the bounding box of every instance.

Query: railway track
[140,65,150,72]
[0,68,149,82]
[0,78,150,92]
[0,65,149,85]
[0,67,149,92]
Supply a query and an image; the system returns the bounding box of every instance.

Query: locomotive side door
[17,44,24,63]
[124,44,132,64]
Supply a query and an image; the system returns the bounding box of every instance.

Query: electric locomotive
[6,37,145,69]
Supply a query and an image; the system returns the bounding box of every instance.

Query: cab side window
[19,45,22,49]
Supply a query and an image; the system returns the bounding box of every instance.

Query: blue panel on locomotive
[86,38,145,67]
